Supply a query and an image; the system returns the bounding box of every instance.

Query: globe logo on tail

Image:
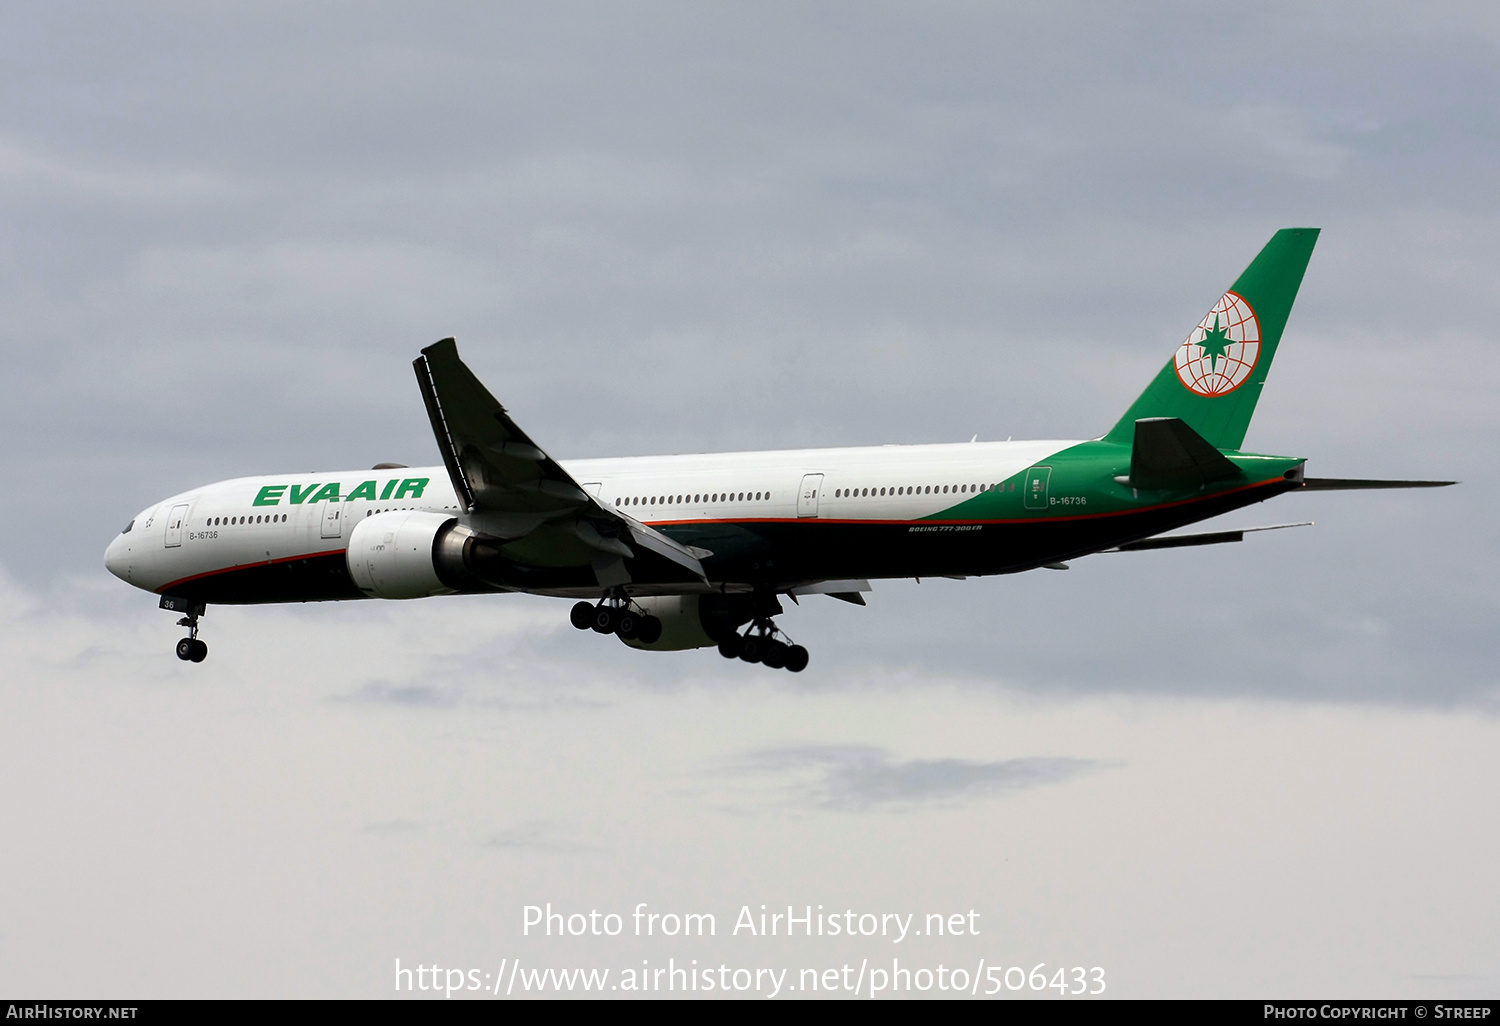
[1174,291,1260,396]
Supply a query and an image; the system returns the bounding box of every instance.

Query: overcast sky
[1,2,1497,999]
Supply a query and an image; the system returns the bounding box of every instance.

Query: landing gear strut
[161,595,208,663]
[718,618,808,673]
[569,598,662,644]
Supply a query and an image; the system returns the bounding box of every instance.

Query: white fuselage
[105,439,1079,597]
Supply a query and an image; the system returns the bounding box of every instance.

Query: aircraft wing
[413,338,707,584]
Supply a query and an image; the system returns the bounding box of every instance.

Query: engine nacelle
[346,510,463,599]
[621,595,716,651]
[621,593,764,651]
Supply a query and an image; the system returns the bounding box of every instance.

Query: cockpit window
[122,520,134,534]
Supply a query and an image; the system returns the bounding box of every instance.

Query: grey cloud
[736,744,1107,811]
[1,2,1494,707]
[336,681,463,708]
[484,821,600,854]
[7,8,1500,999]
[361,819,422,836]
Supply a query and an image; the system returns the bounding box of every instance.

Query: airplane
[104,227,1452,671]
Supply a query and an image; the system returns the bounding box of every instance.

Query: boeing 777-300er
[105,228,1452,670]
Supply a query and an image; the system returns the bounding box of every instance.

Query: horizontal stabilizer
[1300,478,1456,491]
[1107,521,1312,553]
[1129,417,1242,490]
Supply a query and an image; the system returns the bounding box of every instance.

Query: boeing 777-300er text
[105,228,1452,670]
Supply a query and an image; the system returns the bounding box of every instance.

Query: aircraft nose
[104,533,130,583]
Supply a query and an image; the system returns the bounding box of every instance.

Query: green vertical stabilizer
[1103,227,1319,450]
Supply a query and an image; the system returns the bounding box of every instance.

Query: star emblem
[1196,314,1233,375]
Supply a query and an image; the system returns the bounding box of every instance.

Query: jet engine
[346,510,471,599]
[621,593,762,651]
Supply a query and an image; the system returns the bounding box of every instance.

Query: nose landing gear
[175,632,207,662]
[717,619,808,673]
[161,595,208,662]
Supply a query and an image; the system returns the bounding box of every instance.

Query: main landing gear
[570,599,663,644]
[161,595,208,662]
[717,620,809,673]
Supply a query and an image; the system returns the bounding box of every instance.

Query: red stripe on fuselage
[157,548,347,593]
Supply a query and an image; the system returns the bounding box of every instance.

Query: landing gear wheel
[784,645,809,673]
[739,634,765,664]
[761,639,788,669]
[637,616,662,644]
[169,603,207,664]
[615,610,641,640]
[570,601,595,630]
[591,606,619,634]
[717,635,743,659]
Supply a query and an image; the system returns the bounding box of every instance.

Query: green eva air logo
[252,478,429,506]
